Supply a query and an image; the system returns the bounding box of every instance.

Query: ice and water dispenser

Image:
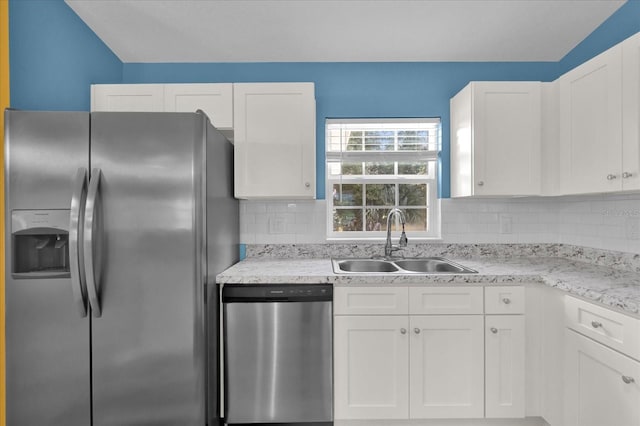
[11,210,70,278]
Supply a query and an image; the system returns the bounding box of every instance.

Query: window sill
[325,237,443,243]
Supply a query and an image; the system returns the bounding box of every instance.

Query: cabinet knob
[477,181,484,187]
[622,376,635,384]
[490,327,498,334]
[606,174,617,180]
[304,182,311,188]
[591,321,603,328]
[400,328,407,335]
[622,172,633,179]
[414,328,421,334]
[502,298,511,305]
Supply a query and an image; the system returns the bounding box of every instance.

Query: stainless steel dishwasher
[222,284,333,425]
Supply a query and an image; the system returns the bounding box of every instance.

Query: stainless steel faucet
[384,208,408,257]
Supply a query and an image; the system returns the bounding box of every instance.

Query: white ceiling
[65,0,627,63]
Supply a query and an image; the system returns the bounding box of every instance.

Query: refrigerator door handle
[84,168,102,317]
[69,167,89,317]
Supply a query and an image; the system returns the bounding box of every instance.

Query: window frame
[325,118,441,241]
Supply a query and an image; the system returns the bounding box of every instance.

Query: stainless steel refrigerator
[4,109,239,426]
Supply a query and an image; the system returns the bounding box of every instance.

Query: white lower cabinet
[334,286,526,422]
[564,329,640,426]
[564,296,640,426]
[334,315,409,419]
[409,315,484,419]
[485,315,525,418]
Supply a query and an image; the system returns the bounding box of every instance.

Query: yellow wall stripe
[1,0,8,424]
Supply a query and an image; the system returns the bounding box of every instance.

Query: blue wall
[9,0,640,197]
[9,0,122,111]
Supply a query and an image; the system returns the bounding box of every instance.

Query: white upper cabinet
[450,81,541,197]
[164,83,233,130]
[558,44,623,194]
[452,31,640,197]
[622,32,640,191]
[91,83,234,132]
[91,84,165,112]
[233,82,316,199]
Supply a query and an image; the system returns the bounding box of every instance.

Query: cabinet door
[334,316,409,420]
[450,84,473,198]
[91,84,164,112]
[565,330,640,426]
[485,315,525,418]
[409,315,484,419]
[472,82,541,196]
[558,45,623,194]
[164,83,233,130]
[233,83,316,199]
[622,32,640,190]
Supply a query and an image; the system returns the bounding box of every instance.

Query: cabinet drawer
[334,287,408,315]
[485,286,525,314]
[409,287,483,315]
[565,296,640,361]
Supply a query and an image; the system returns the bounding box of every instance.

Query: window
[326,118,440,239]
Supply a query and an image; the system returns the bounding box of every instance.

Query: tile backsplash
[240,193,640,254]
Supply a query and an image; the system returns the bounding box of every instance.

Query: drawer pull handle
[502,298,511,304]
[591,321,603,328]
[490,327,498,334]
[400,328,407,335]
[622,376,635,384]
[414,328,421,334]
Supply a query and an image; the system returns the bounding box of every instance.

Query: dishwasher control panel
[222,284,332,302]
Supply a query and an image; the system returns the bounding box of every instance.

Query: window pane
[365,161,394,175]
[346,131,363,151]
[398,161,427,175]
[333,184,362,206]
[399,184,427,206]
[333,208,363,232]
[404,208,427,231]
[327,131,343,151]
[342,162,363,175]
[365,131,395,151]
[327,161,341,177]
[398,130,430,151]
[366,184,395,206]
[365,208,389,232]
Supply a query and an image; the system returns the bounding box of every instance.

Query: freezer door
[89,112,207,426]
[4,110,91,426]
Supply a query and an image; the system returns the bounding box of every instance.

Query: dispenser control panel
[12,209,70,233]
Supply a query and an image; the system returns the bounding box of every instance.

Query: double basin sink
[332,257,477,274]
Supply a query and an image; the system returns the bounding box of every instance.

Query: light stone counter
[217,255,640,316]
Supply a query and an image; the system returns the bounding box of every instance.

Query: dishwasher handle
[222,284,332,303]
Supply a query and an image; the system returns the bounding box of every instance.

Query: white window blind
[326,118,441,239]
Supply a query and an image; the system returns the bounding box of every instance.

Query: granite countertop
[217,256,640,316]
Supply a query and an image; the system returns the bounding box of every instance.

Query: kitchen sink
[335,259,400,273]
[332,257,477,274]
